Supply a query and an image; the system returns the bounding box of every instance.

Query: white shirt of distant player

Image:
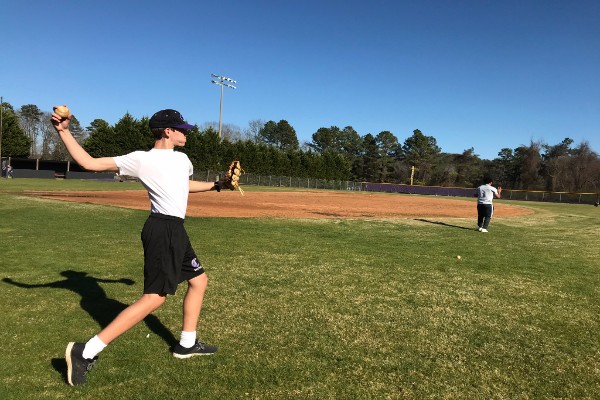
[476,184,498,205]
[113,149,193,219]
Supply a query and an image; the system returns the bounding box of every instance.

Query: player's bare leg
[182,273,207,331]
[98,294,166,344]
[67,294,166,385]
[173,273,216,358]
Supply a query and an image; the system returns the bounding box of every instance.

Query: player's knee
[189,273,208,289]
[140,293,167,311]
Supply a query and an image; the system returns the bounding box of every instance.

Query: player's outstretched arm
[189,180,220,193]
[51,107,118,172]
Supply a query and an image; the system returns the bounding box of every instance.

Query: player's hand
[51,106,72,133]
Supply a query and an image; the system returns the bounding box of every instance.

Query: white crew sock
[180,331,197,348]
[82,335,107,360]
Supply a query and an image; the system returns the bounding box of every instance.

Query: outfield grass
[0,179,599,399]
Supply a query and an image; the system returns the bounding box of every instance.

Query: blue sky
[1,0,598,160]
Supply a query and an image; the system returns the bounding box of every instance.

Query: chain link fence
[194,170,600,205]
[4,157,598,205]
[501,189,599,204]
[193,171,363,191]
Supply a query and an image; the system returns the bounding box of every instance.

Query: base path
[32,190,532,219]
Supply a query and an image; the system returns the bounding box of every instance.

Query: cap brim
[174,123,195,130]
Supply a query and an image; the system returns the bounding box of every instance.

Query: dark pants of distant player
[477,204,494,229]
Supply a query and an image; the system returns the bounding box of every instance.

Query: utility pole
[211,74,236,141]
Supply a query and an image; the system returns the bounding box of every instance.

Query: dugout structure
[3,157,114,180]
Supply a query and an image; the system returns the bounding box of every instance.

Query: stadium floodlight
[211,74,237,141]
[212,74,236,84]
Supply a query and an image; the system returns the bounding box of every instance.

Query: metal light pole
[211,74,236,141]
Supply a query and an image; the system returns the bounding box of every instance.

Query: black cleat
[172,340,217,359]
[66,342,98,386]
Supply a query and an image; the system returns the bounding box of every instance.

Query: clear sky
[1,0,598,160]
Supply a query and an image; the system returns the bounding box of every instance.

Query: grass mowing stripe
[0,185,599,399]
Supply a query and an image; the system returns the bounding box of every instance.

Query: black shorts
[141,213,205,295]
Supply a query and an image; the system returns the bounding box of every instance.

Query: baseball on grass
[54,105,70,119]
[456,255,462,260]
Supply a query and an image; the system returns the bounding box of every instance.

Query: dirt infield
[31,190,532,219]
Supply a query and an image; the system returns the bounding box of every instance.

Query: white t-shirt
[476,184,498,205]
[113,149,193,219]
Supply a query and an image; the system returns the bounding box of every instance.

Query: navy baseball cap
[149,109,195,130]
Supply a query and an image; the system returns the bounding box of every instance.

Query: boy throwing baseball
[52,107,224,386]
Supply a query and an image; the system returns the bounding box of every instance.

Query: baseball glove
[223,160,244,195]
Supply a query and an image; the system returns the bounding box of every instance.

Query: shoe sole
[173,352,214,359]
[65,342,76,386]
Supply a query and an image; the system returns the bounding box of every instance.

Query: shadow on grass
[51,358,67,384]
[3,270,177,383]
[414,218,474,231]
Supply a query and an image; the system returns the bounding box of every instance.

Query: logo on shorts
[191,258,201,271]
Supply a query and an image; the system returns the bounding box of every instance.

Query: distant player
[475,177,502,233]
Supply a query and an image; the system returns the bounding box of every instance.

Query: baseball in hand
[55,105,70,119]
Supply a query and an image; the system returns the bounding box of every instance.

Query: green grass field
[1,179,599,399]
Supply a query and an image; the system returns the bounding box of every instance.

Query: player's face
[169,128,188,146]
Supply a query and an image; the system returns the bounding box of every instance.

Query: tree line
[2,102,599,192]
